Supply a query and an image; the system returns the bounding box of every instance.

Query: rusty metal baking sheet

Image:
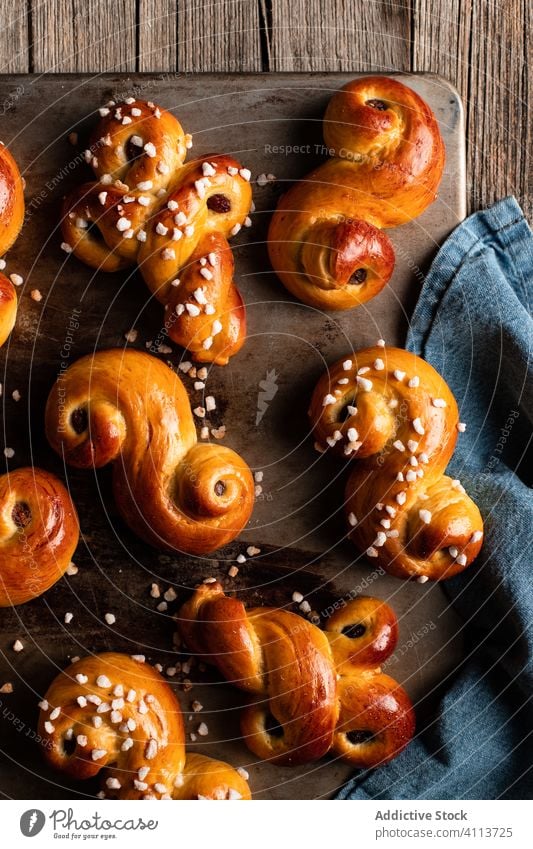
[0,72,465,799]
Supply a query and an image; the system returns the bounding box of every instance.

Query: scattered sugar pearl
[396,491,407,505]
[432,398,447,408]
[91,749,107,761]
[96,675,112,689]
[357,376,372,391]
[393,369,405,381]
[197,722,209,736]
[374,358,384,370]
[348,512,357,527]
[30,289,42,302]
[417,575,429,584]
[419,509,432,524]
[116,217,131,232]
[456,553,468,567]
[412,418,425,436]
[10,273,23,287]
[104,613,116,625]
[457,422,467,432]
[366,547,378,558]
[44,721,55,734]
[75,673,88,685]
[64,612,73,624]
[471,530,483,543]
[236,554,246,564]
[292,591,304,604]
[145,739,158,759]
[228,565,239,578]
[13,639,24,652]
[1,683,14,694]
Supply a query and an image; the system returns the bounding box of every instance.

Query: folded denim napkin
[338,197,533,800]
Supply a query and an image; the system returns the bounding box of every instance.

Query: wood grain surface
[0,1,530,216]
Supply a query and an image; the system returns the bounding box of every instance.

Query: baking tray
[0,72,465,799]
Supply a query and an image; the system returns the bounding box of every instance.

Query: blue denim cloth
[338,197,533,800]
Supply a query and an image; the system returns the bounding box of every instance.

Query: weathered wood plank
[139,0,177,71]
[31,0,137,73]
[413,0,531,216]
[177,0,262,71]
[412,1,472,97]
[0,1,29,73]
[467,0,531,216]
[268,0,412,73]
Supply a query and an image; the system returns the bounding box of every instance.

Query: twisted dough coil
[309,346,483,580]
[38,652,251,799]
[45,349,254,555]
[0,143,25,346]
[0,467,79,607]
[0,272,17,347]
[178,582,414,768]
[268,76,445,310]
[61,99,252,365]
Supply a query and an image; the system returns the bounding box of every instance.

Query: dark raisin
[341,623,366,639]
[339,399,356,422]
[265,713,284,738]
[350,268,367,284]
[63,736,76,756]
[214,480,226,496]
[125,136,142,163]
[366,99,388,111]
[86,220,105,244]
[71,408,88,434]
[12,502,31,528]
[347,729,375,745]
[207,194,231,213]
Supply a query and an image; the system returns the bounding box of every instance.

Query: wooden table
[0,1,530,218]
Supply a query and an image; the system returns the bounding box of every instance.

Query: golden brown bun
[178,583,414,768]
[0,272,17,347]
[38,652,251,799]
[268,76,445,310]
[0,143,24,257]
[0,467,79,606]
[45,349,254,555]
[309,346,483,580]
[61,100,252,365]
[0,145,24,346]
